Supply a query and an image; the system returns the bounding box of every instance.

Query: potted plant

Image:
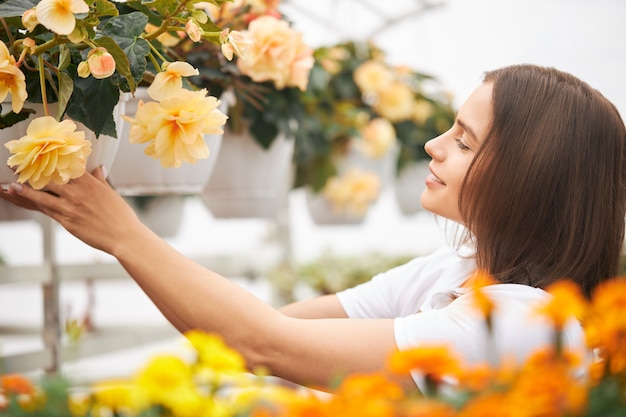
[166,0,314,219]
[293,40,456,221]
[0,0,230,193]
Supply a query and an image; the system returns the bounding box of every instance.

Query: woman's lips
[425,166,446,186]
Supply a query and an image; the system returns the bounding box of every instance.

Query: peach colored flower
[185,18,203,42]
[354,60,393,94]
[35,0,89,35]
[147,61,200,101]
[22,8,39,32]
[236,15,313,91]
[412,99,434,124]
[5,116,91,190]
[358,117,396,158]
[0,41,28,113]
[220,29,253,61]
[321,169,381,216]
[126,88,227,168]
[86,47,116,79]
[373,82,415,122]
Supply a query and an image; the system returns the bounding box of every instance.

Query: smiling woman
[0,64,624,394]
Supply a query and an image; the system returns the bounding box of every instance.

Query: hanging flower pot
[201,128,294,219]
[305,168,381,226]
[108,87,224,196]
[0,100,124,191]
[125,195,187,238]
[394,159,430,216]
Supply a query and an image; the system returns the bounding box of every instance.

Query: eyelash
[455,137,472,152]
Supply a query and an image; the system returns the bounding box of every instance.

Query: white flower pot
[125,195,186,238]
[305,188,367,226]
[0,199,38,222]
[201,128,294,219]
[394,159,430,216]
[0,100,124,191]
[108,87,224,196]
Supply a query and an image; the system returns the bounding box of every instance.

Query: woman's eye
[455,138,472,152]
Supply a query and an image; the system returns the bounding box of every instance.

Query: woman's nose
[424,135,444,161]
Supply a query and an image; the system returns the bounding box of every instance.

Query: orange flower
[535,280,587,331]
[387,345,462,383]
[468,269,497,321]
[458,392,515,417]
[1,374,34,395]
[397,398,457,417]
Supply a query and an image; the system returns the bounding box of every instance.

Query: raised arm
[0,169,396,388]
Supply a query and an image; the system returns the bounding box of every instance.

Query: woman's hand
[0,166,142,255]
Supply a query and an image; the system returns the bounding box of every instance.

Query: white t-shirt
[336,245,587,387]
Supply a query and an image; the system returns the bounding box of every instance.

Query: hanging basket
[201,128,294,219]
[304,188,367,226]
[108,87,224,196]
[0,100,124,191]
[125,195,187,238]
[394,159,430,216]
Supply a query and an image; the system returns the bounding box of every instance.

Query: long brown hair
[459,64,626,298]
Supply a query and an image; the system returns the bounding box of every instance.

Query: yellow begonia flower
[91,379,149,413]
[5,116,92,190]
[185,331,247,374]
[359,117,396,158]
[236,15,313,91]
[126,88,227,168]
[354,60,393,94]
[322,169,381,216]
[0,42,28,113]
[185,18,203,43]
[373,81,415,122]
[35,0,89,36]
[147,61,199,101]
[220,29,253,61]
[21,8,39,32]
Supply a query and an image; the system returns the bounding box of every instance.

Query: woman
[2,64,625,389]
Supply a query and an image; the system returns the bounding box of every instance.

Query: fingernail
[101,164,107,178]
[9,183,23,193]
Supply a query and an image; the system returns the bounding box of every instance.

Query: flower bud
[22,38,37,55]
[67,25,88,43]
[22,8,39,32]
[77,61,91,78]
[87,47,115,79]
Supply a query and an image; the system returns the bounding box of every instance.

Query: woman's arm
[278,294,349,319]
[0,169,397,388]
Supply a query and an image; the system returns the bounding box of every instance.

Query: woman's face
[421,82,493,224]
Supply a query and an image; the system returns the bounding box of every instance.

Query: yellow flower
[321,169,381,216]
[353,60,393,93]
[373,81,415,122]
[386,345,462,384]
[236,15,313,91]
[126,88,227,168]
[86,47,116,79]
[21,7,39,32]
[185,330,247,374]
[0,41,28,113]
[397,398,457,417]
[5,116,91,190]
[412,99,434,124]
[358,117,396,158]
[91,379,148,414]
[147,61,200,101]
[220,29,253,61]
[35,0,89,35]
[535,280,587,332]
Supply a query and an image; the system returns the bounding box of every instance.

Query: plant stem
[38,54,50,117]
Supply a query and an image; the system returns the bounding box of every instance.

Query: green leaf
[102,12,150,86]
[93,0,120,17]
[57,71,73,118]
[0,0,38,17]
[58,44,71,71]
[66,77,120,137]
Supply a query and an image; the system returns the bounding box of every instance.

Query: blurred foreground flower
[321,168,381,216]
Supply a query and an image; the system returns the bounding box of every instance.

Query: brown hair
[459,64,626,298]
